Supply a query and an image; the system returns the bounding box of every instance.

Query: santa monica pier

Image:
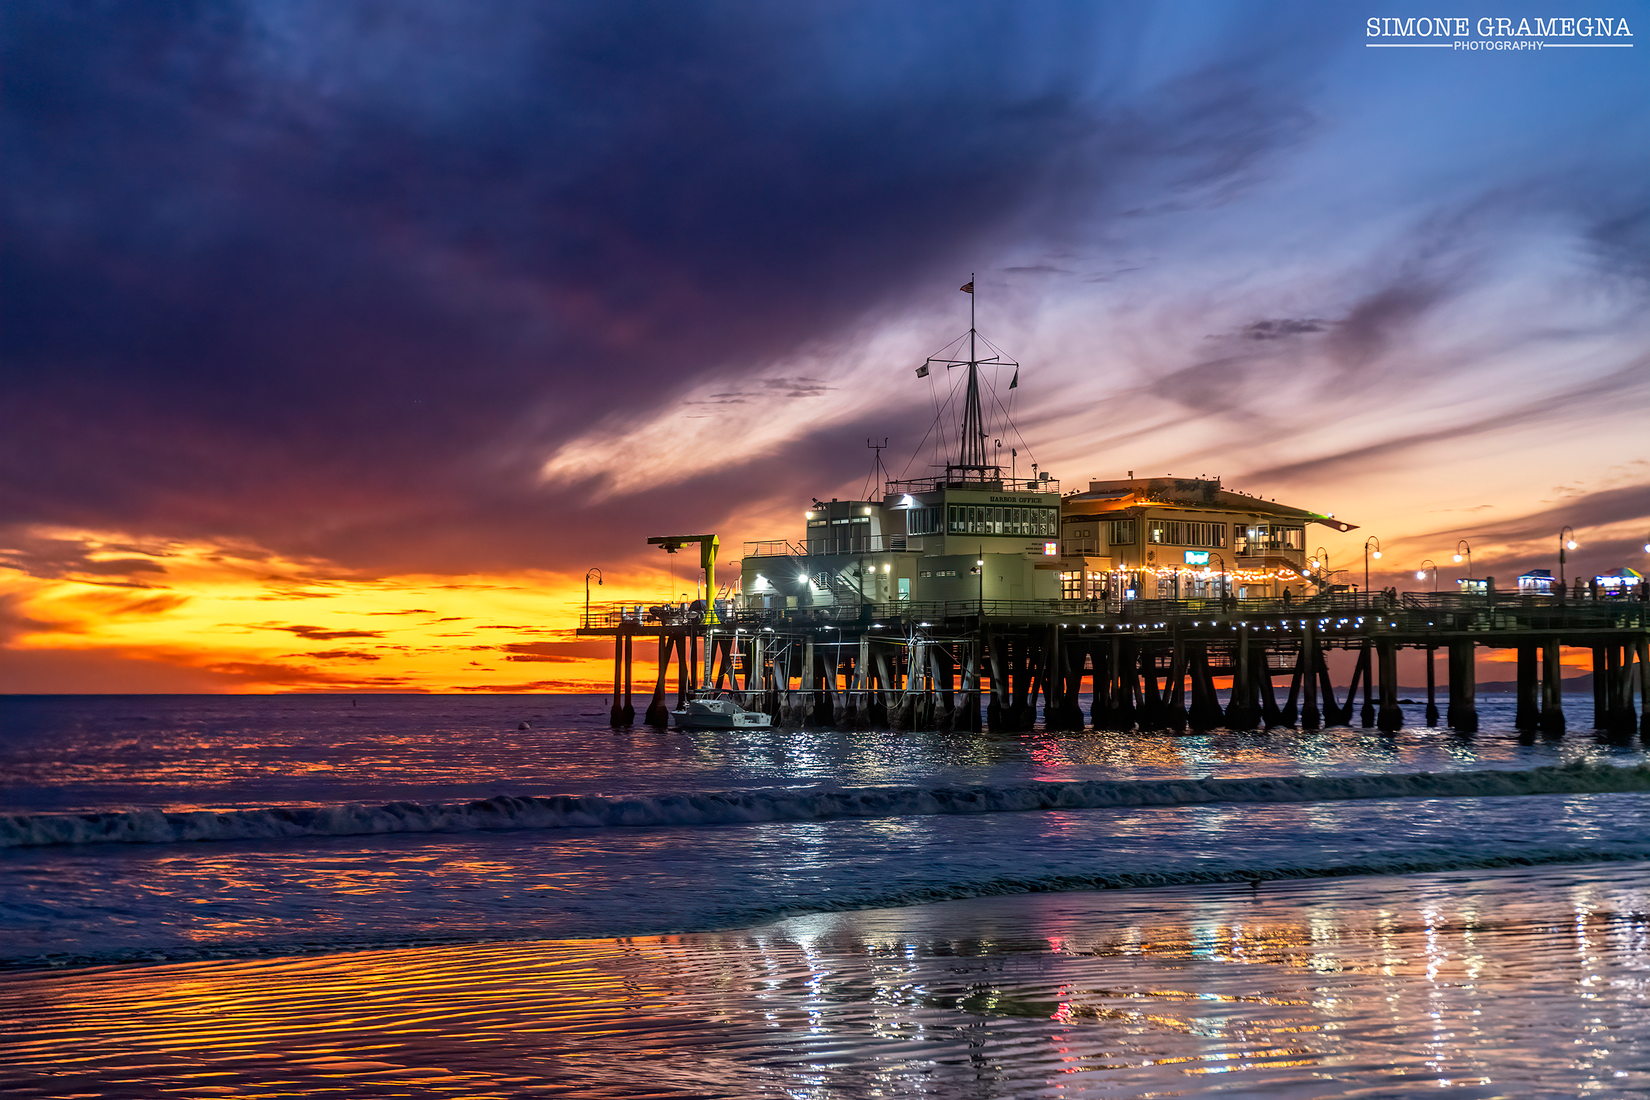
[579,286,1650,740]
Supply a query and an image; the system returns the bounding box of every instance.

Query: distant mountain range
[1400,673,1594,694]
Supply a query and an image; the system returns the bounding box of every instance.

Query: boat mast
[958,273,987,472]
[916,274,1018,485]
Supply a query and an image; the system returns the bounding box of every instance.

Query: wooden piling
[1355,642,1375,729]
[1540,638,1565,737]
[1514,644,1537,732]
[1424,643,1439,728]
[1376,639,1403,732]
[1300,627,1321,730]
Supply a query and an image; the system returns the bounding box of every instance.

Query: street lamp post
[1453,539,1472,585]
[1558,526,1578,590]
[1308,546,1329,586]
[1417,559,1438,594]
[1363,536,1383,598]
[584,567,604,626]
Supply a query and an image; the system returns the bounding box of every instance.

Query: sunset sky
[4,1,1648,693]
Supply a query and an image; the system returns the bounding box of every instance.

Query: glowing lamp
[1415,570,1426,581]
[1372,550,1382,560]
[1453,554,1462,563]
[1566,539,1578,550]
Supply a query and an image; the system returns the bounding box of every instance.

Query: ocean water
[5,691,1650,1096]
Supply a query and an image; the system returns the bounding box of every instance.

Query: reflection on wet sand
[6,862,1650,1098]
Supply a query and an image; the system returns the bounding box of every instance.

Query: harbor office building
[739,474,1350,610]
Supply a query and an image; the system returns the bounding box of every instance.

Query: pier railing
[581,591,1648,633]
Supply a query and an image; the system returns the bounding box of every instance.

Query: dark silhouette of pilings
[597,605,1644,737]
[1424,644,1440,727]
[1299,627,1321,730]
[1514,644,1538,733]
[1376,640,1404,732]
[1539,638,1565,737]
[1598,641,1640,741]
[1447,642,1478,733]
[1224,627,1258,730]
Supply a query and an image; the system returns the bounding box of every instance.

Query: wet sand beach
[7,862,1650,1099]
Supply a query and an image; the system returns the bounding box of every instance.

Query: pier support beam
[1540,638,1565,737]
[1376,640,1403,732]
[1514,644,1538,733]
[1639,637,1650,741]
[609,632,622,726]
[1446,641,1478,733]
[1356,642,1375,729]
[1225,628,1258,730]
[1300,627,1321,730]
[1593,645,1610,732]
[1187,643,1223,731]
[1424,644,1439,728]
[1316,643,1347,727]
[622,632,635,725]
[1257,653,1283,728]
[644,635,672,727]
[1604,643,1638,741]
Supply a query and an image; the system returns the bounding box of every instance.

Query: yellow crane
[648,534,720,624]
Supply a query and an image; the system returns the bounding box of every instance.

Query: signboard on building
[1184,550,1211,565]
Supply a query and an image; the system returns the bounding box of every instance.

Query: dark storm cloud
[1241,318,1327,340]
[0,0,1327,574]
[0,533,168,582]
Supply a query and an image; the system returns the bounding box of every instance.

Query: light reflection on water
[5,863,1650,1098]
[10,791,1650,970]
[2,693,1645,813]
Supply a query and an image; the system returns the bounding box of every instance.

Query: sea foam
[4,761,1648,850]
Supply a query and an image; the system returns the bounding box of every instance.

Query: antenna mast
[912,274,1022,486]
[862,437,890,499]
[958,272,987,470]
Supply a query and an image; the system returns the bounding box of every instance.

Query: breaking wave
[6,761,1650,850]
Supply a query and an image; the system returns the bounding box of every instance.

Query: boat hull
[670,710,772,731]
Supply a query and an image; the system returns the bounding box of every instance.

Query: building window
[1236,524,1304,553]
[945,504,1057,537]
[1107,519,1137,545]
[1060,570,1107,601]
[1184,521,1228,548]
